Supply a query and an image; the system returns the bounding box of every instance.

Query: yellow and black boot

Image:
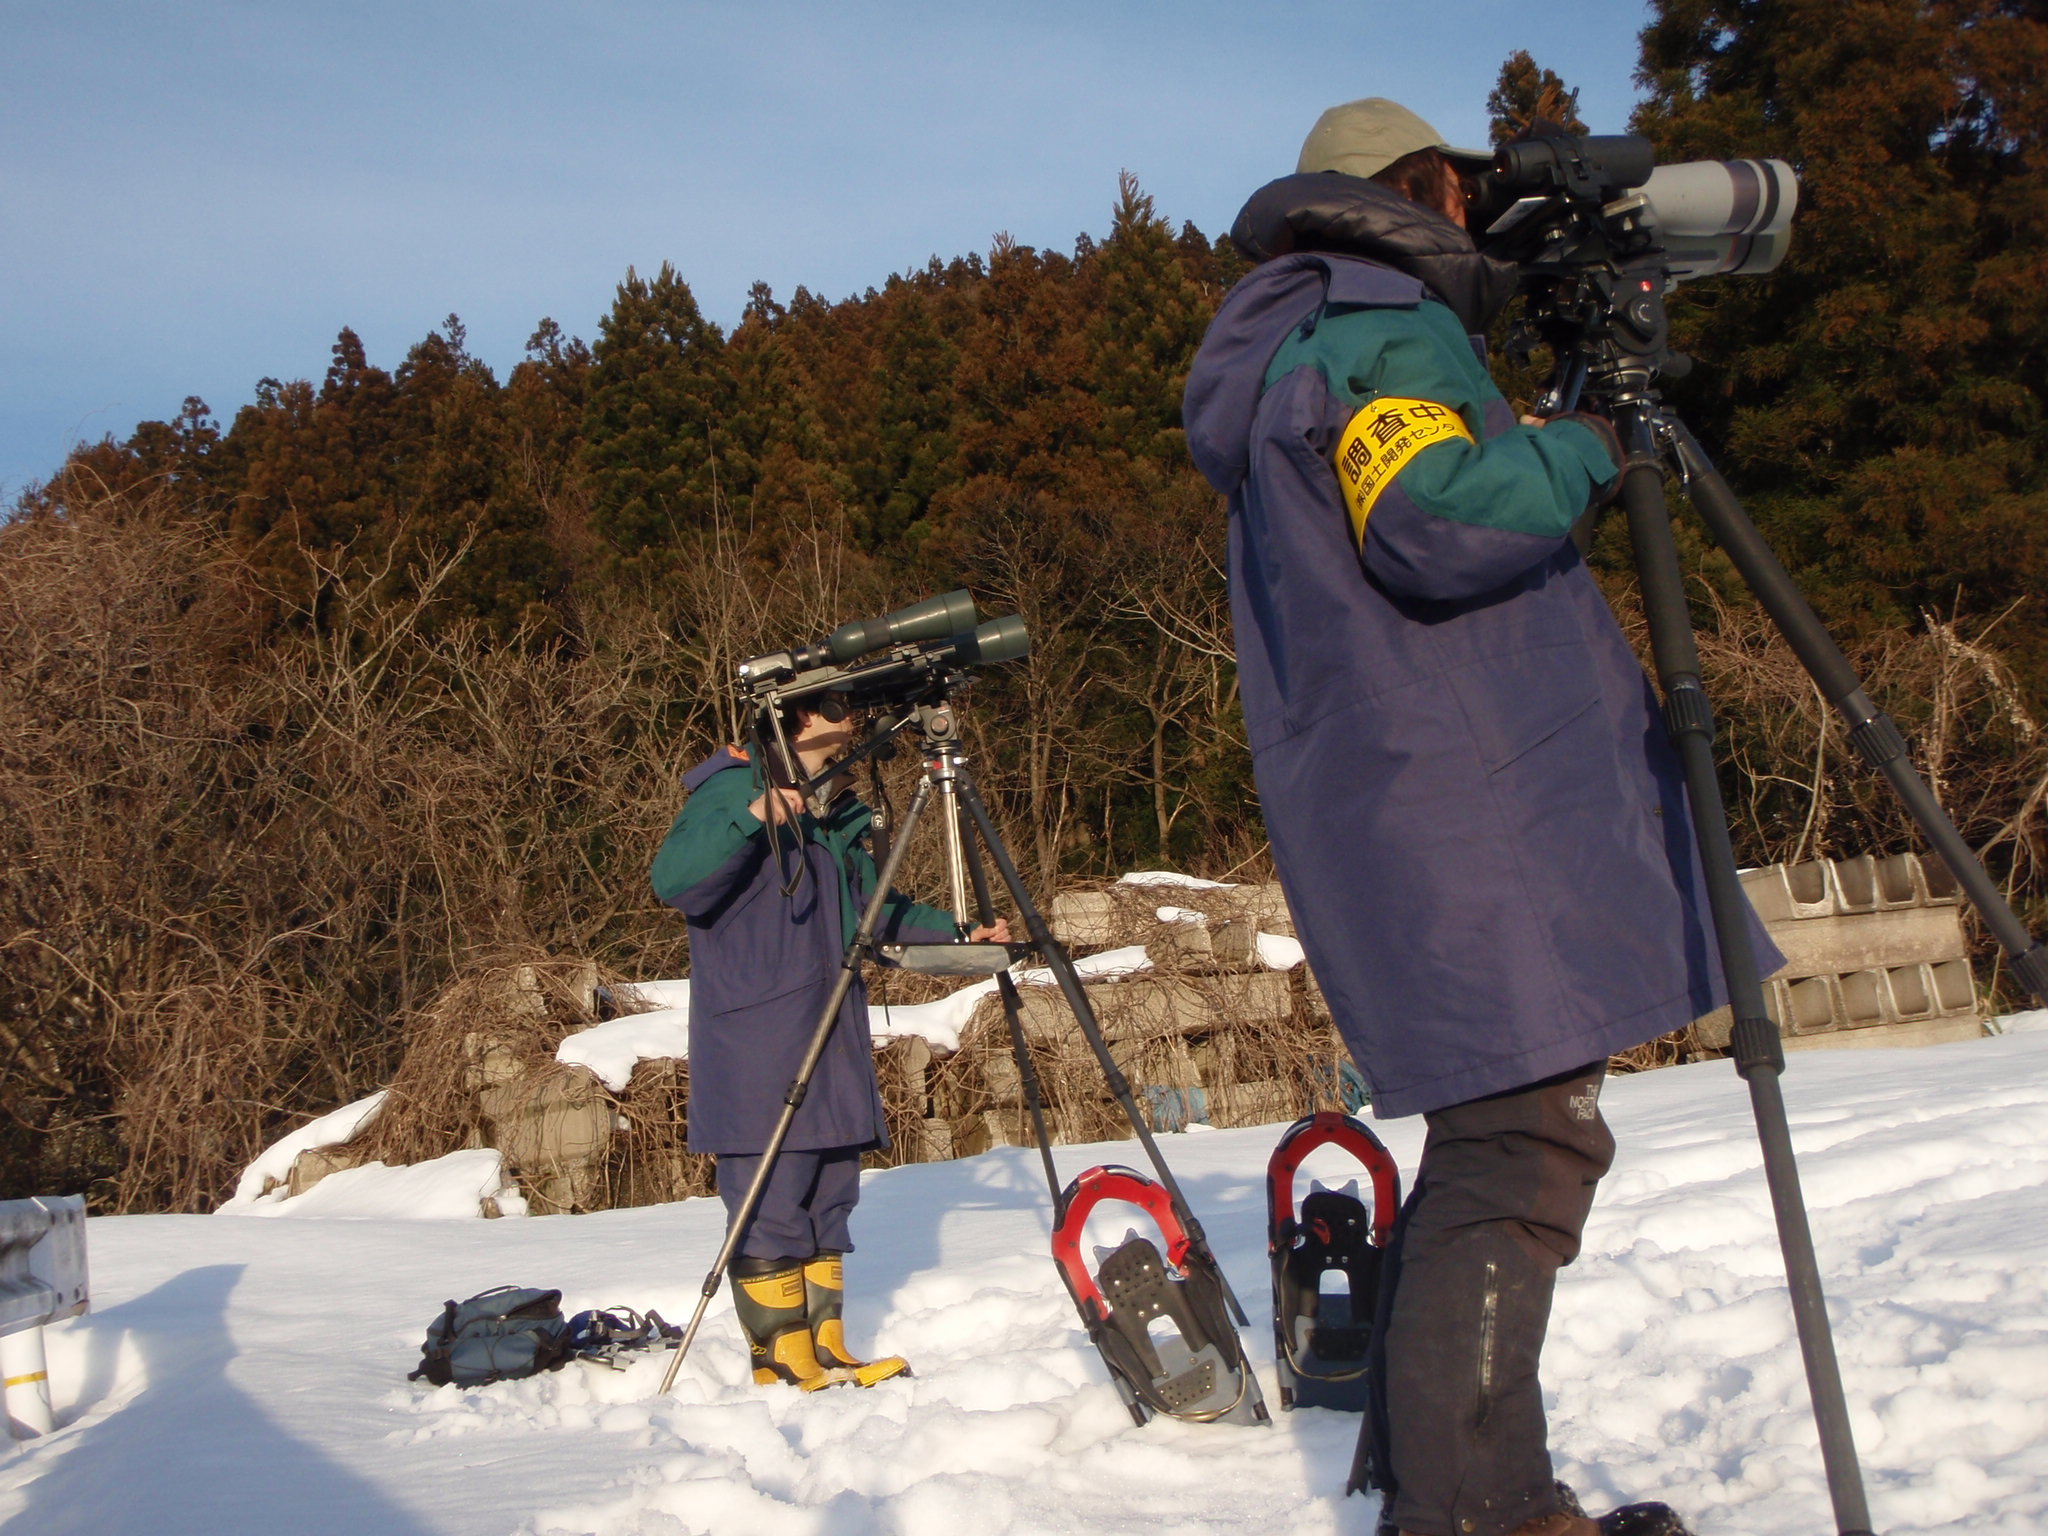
[730,1258,848,1392]
[803,1251,911,1387]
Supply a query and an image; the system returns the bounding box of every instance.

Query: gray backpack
[410,1285,571,1388]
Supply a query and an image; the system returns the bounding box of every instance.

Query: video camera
[737,590,1029,719]
[1468,122,1801,409]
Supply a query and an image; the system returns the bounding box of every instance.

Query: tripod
[658,692,1252,1397]
[1547,255,2048,1536]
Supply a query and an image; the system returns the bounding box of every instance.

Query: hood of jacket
[1230,173,1519,339]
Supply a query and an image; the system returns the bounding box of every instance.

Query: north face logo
[1568,1082,1602,1122]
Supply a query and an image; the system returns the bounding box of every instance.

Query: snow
[218,1091,388,1208]
[10,1029,2048,1535]
[869,945,1155,1052]
[1990,1007,2048,1035]
[1117,870,1236,890]
[557,1008,691,1092]
[218,1148,528,1222]
[1255,932,1305,970]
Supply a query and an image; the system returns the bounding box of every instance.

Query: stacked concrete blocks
[1693,851,1983,1054]
[905,880,1342,1157]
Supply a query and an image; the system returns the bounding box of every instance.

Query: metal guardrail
[0,1195,89,1439]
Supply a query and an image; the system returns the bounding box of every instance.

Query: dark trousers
[716,1146,863,1263]
[1364,1062,1615,1536]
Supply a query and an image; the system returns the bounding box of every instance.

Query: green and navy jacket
[652,748,956,1153]
[1183,174,1778,1116]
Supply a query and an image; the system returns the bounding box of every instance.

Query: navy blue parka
[1183,175,1778,1117]
[652,748,957,1153]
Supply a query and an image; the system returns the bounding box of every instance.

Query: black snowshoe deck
[1267,1112,1401,1413]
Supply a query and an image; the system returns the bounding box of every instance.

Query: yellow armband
[1333,396,1475,546]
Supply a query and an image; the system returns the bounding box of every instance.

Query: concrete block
[1213,971,1295,1025]
[1782,1016,1984,1054]
[483,1068,617,1175]
[1146,921,1215,966]
[1740,860,1836,923]
[1767,904,1969,977]
[1235,883,1295,937]
[284,1144,365,1199]
[1050,891,1119,947]
[950,1108,1029,1158]
[1210,919,1259,968]
[1931,958,1976,1013]
[914,1117,954,1163]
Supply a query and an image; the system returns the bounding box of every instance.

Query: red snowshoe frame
[1051,1165,1269,1428]
[1267,1112,1401,1412]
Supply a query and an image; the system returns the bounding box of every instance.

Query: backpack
[409,1285,572,1387]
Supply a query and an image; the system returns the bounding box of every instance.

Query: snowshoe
[1050,1164,1269,1428]
[564,1306,682,1370]
[1267,1111,1401,1412]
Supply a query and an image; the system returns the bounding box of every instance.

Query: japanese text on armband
[1333,396,1475,546]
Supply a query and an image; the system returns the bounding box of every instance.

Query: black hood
[1230,172,1520,337]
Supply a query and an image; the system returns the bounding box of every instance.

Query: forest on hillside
[6,4,2048,1211]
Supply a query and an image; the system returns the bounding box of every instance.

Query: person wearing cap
[1184,99,1767,1536]
[652,701,1007,1392]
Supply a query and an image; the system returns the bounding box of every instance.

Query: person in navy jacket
[1184,99,1767,1536]
[653,699,1006,1390]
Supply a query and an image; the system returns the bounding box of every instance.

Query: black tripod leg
[955,799,1064,1216]
[952,771,1252,1327]
[1613,411,1876,1536]
[1669,420,2048,1003]
[659,775,939,1396]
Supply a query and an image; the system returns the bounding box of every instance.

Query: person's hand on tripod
[967,918,1012,943]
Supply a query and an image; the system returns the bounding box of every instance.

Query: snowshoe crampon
[1267,1112,1401,1412]
[1051,1165,1269,1428]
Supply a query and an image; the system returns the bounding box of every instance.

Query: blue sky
[2,1,1653,499]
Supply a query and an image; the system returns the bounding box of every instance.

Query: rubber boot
[730,1258,849,1392]
[803,1251,910,1387]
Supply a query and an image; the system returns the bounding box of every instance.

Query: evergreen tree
[579,263,739,577]
[1089,172,1213,467]
[1487,49,1590,141]
[1634,0,2048,689]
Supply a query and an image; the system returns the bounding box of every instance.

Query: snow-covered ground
[6,1030,2046,1536]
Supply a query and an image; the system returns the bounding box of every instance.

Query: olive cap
[1297,98,1493,180]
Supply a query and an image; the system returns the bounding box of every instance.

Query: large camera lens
[1639,159,1799,277]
